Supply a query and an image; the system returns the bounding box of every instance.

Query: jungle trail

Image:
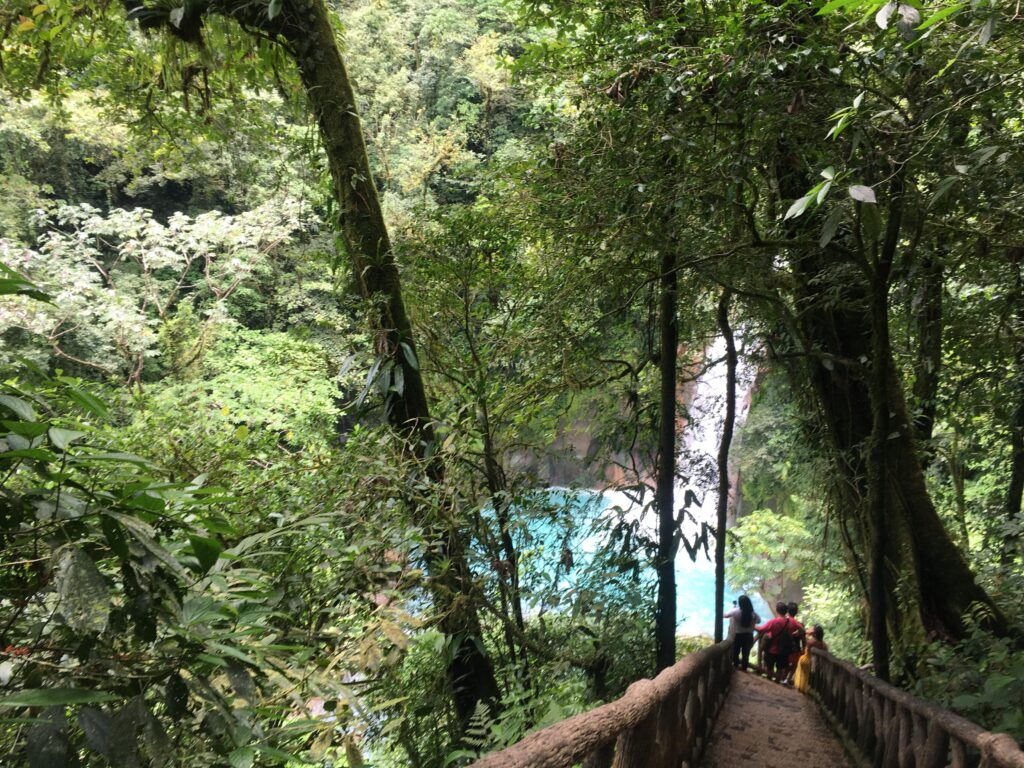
[2,0,1024,766]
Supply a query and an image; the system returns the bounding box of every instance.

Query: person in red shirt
[755,601,794,682]
[783,601,806,685]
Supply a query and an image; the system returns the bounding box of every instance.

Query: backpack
[773,618,795,656]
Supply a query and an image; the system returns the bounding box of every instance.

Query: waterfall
[670,336,767,635]
[595,336,767,635]
[676,336,750,547]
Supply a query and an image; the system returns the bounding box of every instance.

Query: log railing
[468,639,733,768]
[809,648,1024,768]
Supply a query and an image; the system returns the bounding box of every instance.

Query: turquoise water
[511,489,770,637]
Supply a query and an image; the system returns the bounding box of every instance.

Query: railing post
[919,718,948,768]
[583,743,615,768]
[808,649,1024,768]
[675,684,692,765]
[871,686,885,767]
[655,684,682,767]
[858,677,875,757]
[685,673,699,762]
[611,710,659,768]
[951,737,969,768]
[697,664,710,747]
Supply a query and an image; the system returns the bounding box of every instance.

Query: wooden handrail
[469,639,733,768]
[809,648,1024,768]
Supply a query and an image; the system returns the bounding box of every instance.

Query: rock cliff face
[505,354,699,492]
[505,350,756,525]
[504,411,654,489]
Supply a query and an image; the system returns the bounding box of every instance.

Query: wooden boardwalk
[702,670,851,768]
[470,642,1024,768]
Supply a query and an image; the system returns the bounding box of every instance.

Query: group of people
[724,596,828,694]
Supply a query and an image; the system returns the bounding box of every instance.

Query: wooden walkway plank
[701,671,851,768]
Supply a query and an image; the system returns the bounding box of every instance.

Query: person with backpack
[782,602,806,685]
[755,601,796,682]
[724,595,761,671]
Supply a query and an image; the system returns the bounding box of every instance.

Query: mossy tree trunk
[910,250,944,460]
[127,0,503,729]
[865,177,903,682]
[714,289,736,644]
[279,0,502,726]
[775,146,1007,643]
[792,249,1008,640]
[1004,246,1024,564]
[655,249,678,671]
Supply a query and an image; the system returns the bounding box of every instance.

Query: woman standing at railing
[793,625,828,694]
[725,594,761,671]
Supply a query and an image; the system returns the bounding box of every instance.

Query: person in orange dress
[794,624,828,694]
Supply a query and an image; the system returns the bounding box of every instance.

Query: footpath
[701,670,851,768]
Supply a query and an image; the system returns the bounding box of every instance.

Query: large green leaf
[104,511,187,579]
[0,395,37,422]
[916,1,965,29]
[48,427,86,451]
[229,746,256,768]
[61,384,111,420]
[55,547,110,634]
[188,534,224,574]
[71,451,154,467]
[2,420,49,438]
[0,264,50,302]
[78,707,113,757]
[1,448,58,462]
[26,707,70,768]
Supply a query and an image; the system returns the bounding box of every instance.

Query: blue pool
[510,489,771,637]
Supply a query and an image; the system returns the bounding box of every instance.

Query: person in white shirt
[725,595,760,671]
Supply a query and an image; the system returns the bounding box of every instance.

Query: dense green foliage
[1,0,1023,763]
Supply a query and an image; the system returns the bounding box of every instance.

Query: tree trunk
[943,432,970,548]
[480,401,531,687]
[714,290,736,643]
[866,183,904,682]
[276,0,501,725]
[655,250,678,671]
[792,250,1007,639]
[911,251,943,460]
[775,137,1007,641]
[1004,246,1024,563]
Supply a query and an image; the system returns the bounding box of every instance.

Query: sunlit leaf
[849,185,877,203]
[784,195,813,220]
[189,534,224,574]
[48,427,86,450]
[875,1,897,28]
[978,16,994,45]
[917,1,964,29]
